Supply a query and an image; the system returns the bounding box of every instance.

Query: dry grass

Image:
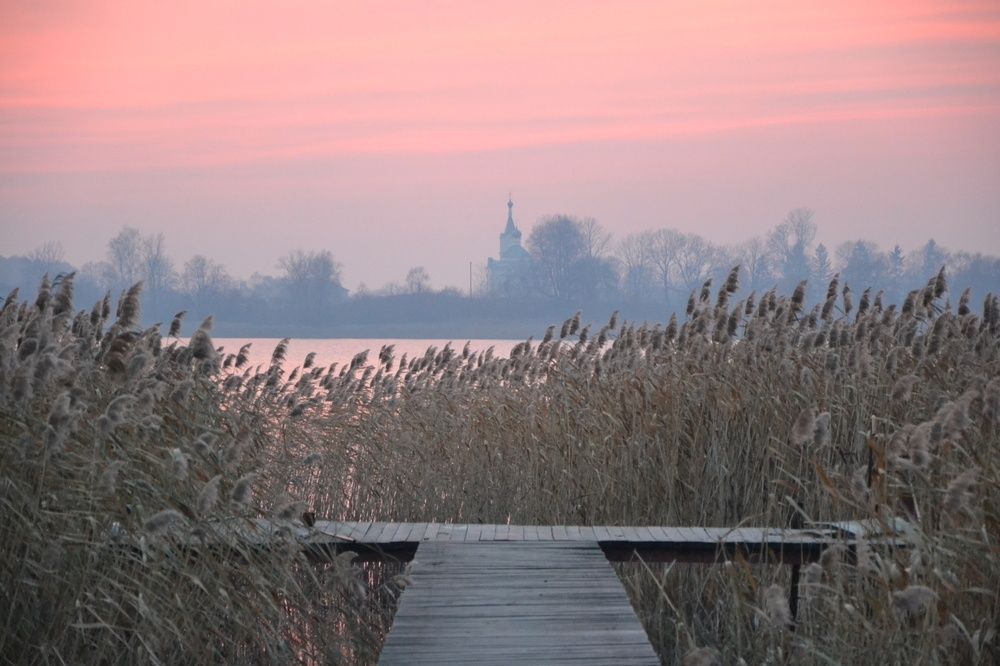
[2,268,997,663]
[0,276,400,665]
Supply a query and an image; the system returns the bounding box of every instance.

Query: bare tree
[673,233,723,294]
[618,232,656,301]
[79,261,116,291]
[279,250,342,286]
[734,236,773,292]
[279,249,344,315]
[107,227,143,290]
[767,208,817,291]
[405,266,430,294]
[182,255,232,308]
[141,233,176,298]
[578,217,612,258]
[647,229,684,300]
[27,241,66,264]
[527,215,588,298]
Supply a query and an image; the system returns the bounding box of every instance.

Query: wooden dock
[211,519,909,663]
[235,519,905,565]
[378,541,660,665]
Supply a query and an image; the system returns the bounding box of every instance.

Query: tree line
[515,208,996,312]
[1,211,997,337]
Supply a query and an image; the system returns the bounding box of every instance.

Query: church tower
[486,196,531,295]
[499,196,525,260]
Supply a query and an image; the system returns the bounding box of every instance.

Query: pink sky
[2,0,999,289]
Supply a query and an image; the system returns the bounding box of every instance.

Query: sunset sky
[2,0,999,289]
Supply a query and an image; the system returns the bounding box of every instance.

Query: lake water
[210,338,521,372]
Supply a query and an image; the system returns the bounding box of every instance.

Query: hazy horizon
[3,1,1000,290]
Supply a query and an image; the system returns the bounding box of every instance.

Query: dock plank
[448,523,469,542]
[218,519,898,567]
[421,523,440,541]
[378,541,659,665]
[362,522,384,541]
[383,523,404,543]
[405,523,427,542]
[390,522,413,543]
[350,521,373,541]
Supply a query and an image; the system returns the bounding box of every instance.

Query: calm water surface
[210,338,521,372]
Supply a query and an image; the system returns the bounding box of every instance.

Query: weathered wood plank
[644,526,668,542]
[631,526,654,542]
[390,522,414,543]
[357,522,380,542]
[376,522,397,543]
[204,520,901,567]
[378,541,659,665]
[361,522,384,541]
[464,524,482,542]
[350,521,372,541]
[679,527,713,543]
[405,523,426,542]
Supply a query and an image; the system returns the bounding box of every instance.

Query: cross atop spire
[505,195,516,233]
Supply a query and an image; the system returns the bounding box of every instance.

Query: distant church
[486,197,531,295]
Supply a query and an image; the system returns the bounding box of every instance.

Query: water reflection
[211,338,519,373]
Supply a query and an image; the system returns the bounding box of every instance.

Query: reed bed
[2,268,997,664]
[0,277,400,665]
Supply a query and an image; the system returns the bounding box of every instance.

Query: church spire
[505,195,516,234]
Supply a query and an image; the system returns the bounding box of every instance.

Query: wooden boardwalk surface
[233,519,905,564]
[200,519,908,663]
[377,541,660,665]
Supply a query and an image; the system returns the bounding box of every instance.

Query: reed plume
[144,509,183,534]
[169,311,186,337]
[198,474,221,515]
[232,473,256,505]
[117,282,143,329]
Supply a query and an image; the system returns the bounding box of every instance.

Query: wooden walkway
[212,519,909,663]
[238,519,905,565]
[377,541,660,665]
